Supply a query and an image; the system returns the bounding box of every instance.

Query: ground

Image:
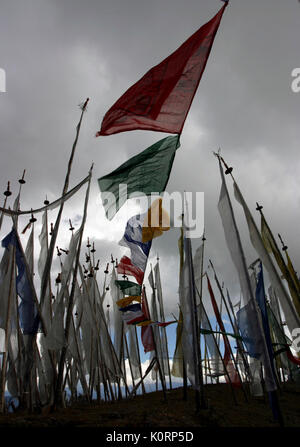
[0,382,299,428]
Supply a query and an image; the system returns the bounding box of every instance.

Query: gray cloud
[0,0,299,320]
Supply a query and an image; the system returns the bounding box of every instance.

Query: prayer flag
[115,280,142,296]
[2,228,39,335]
[96,4,228,136]
[141,288,155,352]
[117,256,144,285]
[98,135,180,220]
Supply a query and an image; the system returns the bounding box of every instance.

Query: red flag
[141,287,155,353]
[286,347,300,366]
[117,256,144,285]
[207,275,241,387]
[97,3,228,136]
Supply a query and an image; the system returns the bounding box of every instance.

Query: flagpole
[53,164,92,408]
[0,184,11,231]
[218,153,300,335]
[217,154,285,424]
[11,219,50,411]
[143,285,167,399]
[226,288,252,383]
[40,98,89,313]
[134,325,146,395]
[149,265,167,393]
[100,285,130,400]
[155,259,173,390]
[86,268,130,401]
[183,195,206,411]
[70,312,90,403]
[257,204,300,316]
[123,330,136,393]
[178,224,188,400]
[209,259,249,402]
[196,287,238,405]
[95,283,131,400]
[279,234,300,295]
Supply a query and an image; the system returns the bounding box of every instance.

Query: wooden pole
[210,260,249,402]
[183,202,206,411]
[134,325,146,395]
[53,166,92,408]
[40,98,89,312]
[154,260,173,390]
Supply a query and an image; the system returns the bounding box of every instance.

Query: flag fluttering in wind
[233,181,300,336]
[96,3,228,136]
[98,135,180,220]
[261,214,300,318]
[119,213,153,271]
[114,200,171,355]
[117,256,145,285]
[2,228,40,335]
[115,280,142,296]
[217,159,277,393]
[117,199,170,285]
[141,198,170,242]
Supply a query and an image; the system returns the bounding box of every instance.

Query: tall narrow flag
[217,159,277,393]
[96,3,228,136]
[141,288,155,353]
[233,181,300,337]
[2,228,40,335]
[98,135,180,220]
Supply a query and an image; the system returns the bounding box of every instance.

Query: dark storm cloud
[0,0,299,317]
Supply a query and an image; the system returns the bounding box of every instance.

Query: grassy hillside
[0,382,299,428]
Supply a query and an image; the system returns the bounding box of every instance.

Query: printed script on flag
[96,3,228,136]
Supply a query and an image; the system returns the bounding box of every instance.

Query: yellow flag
[136,320,153,327]
[286,251,300,295]
[116,295,141,308]
[261,215,300,317]
[142,198,170,243]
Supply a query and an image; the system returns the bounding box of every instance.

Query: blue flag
[255,263,275,367]
[255,263,283,424]
[121,214,152,257]
[119,303,142,313]
[237,300,264,358]
[2,228,40,335]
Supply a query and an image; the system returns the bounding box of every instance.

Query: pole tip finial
[4,181,12,197]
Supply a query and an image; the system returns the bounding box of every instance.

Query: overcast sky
[0,0,299,324]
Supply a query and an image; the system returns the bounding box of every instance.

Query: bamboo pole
[178,224,188,400]
[53,165,92,408]
[143,286,167,400]
[123,331,136,393]
[209,260,249,402]
[154,260,172,390]
[198,297,238,405]
[183,202,206,411]
[40,98,89,312]
[134,325,146,395]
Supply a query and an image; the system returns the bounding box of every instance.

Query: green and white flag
[98,135,180,220]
